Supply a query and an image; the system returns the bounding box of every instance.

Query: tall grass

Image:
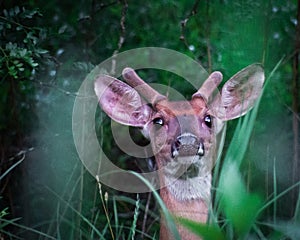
[177,61,300,239]
[0,153,58,239]
[3,61,300,239]
[178,99,265,239]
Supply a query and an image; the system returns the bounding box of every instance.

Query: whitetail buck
[94,64,264,240]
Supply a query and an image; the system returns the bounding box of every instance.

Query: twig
[8,147,34,161]
[30,79,92,98]
[180,0,201,52]
[204,1,212,73]
[1,156,24,182]
[95,1,119,13]
[0,147,34,195]
[110,0,128,75]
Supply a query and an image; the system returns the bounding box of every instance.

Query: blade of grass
[127,194,140,240]
[46,186,106,239]
[214,60,283,239]
[0,156,24,181]
[46,160,81,237]
[293,189,300,222]
[224,58,283,168]
[56,203,62,240]
[90,210,101,239]
[261,221,300,239]
[273,157,277,225]
[129,171,181,240]
[0,218,56,239]
[252,223,267,239]
[113,195,158,219]
[219,162,263,238]
[0,229,23,239]
[96,175,115,240]
[211,124,227,220]
[112,196,120,238]
[259,180,300,215]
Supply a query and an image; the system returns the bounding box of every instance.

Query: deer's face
[144,98,216,181]
[94,65,264,201]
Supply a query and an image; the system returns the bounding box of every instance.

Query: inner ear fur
[94,75,152,127]
[211,64,264,121]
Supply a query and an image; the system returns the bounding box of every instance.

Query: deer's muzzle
[171,133,205,159]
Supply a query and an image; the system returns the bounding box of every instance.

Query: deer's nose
[171,133,205,158]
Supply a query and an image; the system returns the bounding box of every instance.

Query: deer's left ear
[211,64,265,121]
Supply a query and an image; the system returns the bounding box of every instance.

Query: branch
[111,0,128,75]
[180,0,201,51]
[95,0,119,13]
[31,80,81,97]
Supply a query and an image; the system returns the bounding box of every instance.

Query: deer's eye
[204,115,212,128]
[153,117,164,126]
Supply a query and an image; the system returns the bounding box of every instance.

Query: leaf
[35,48,48,55]
[16,26,23,31]
[14,6,20,15]
[19,48,28,57]
[219,162,263,238]
[178,218,226,240]
[3,9,8,17]
[9,8,15,17]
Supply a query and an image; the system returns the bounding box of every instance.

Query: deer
[94,64,264,240]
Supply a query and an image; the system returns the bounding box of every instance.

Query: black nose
[171,133,205,158]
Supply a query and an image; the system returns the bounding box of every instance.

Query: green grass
[2,60,300,239]
[176,60,300,240]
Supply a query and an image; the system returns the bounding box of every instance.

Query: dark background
[0,0,299,239]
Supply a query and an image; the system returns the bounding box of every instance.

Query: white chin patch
[162,155,211,201]
[165,174,211,202]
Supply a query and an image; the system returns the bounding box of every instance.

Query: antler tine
[192,71,223,101]
[122,68,167,105]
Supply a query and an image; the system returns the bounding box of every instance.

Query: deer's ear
[94,75,153,127]
[211,64,265,121]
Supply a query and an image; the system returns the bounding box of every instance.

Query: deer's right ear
[210,64,264,121]
[94,75,153,127]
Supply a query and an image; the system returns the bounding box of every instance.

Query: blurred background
[0,0,299,239]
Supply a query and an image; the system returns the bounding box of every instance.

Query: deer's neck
[159,174,211,240]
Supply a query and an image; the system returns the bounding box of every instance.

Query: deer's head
[94,64,264,201]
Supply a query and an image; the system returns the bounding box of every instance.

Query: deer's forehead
[155,98,207,117]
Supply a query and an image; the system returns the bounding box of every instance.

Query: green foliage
[0,6,48,80]
[178,218,225,240]
[176,61,300,239]
[176,88,265,239]
[219,163,263,238]
[0,6,51,134]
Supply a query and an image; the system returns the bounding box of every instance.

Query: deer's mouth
[164,155,203,180]
[177,163,199,180]
[168,133,205,180]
